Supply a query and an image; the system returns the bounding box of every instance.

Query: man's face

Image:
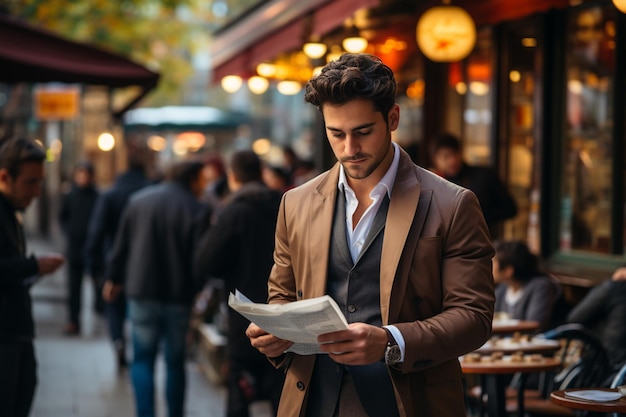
[492,258,514,285]
[0,162,44,210]
[190,170,209,199]
[73,168,92,188]
[323,99,399,186]
[432,148,463,178]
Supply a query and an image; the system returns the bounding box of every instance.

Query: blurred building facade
[206,0,626,293]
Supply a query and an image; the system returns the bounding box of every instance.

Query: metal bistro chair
[545,324,612,391]
[608,362,626,417]
[514,323,613,417]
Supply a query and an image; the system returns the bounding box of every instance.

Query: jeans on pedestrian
[128,299,190,417]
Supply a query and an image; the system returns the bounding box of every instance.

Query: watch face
[385,345,401,365]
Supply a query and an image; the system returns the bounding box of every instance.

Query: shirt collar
[338,141,400,198]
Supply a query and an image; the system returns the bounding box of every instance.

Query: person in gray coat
[493,240,560,332]
[103,159,209,417]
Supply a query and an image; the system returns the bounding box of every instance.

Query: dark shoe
[114,341,128,372]
[63,322,80,336]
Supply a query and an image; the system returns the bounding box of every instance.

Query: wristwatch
[383,327,401,366]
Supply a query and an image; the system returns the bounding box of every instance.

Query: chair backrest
[542,323,612,389]
[610,362,626,388]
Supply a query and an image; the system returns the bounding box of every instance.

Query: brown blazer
[268,148,495,417]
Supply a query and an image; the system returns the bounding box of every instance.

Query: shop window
[465,27,494,166]
[503,19,542,249]
[444,27,494,166]
[560,4,617,254]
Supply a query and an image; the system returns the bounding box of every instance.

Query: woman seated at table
[493,240,560,332]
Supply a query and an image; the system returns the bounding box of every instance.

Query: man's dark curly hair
[304,53,397,123]
[0,136,46,178]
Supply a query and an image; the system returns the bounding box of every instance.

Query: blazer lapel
[355,194,389,265]
[380,150,423,324]
[306,164,340,298]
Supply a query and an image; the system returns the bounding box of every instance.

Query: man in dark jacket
[59,161,99,335]
[567,267,626,369]
[430,133,517,237]
[104,159,208,417]
[84,158,150,369]
[194,150,284,417]
[0,137,64,417]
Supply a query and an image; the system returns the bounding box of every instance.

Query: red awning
[0,14,160,116]
[210,0,380,83]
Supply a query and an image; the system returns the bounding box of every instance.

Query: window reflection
[560,5,615,254]
[504,19,539,249]
[463,27,493,166]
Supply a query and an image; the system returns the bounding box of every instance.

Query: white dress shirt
[337,142,406,362]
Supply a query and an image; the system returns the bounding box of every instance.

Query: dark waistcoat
[305,192,399,417]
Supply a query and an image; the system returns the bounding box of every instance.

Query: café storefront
[208,0,626,291]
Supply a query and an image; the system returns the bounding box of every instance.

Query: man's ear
[0,168,9,184]
[0,168,11,193]
[226,169,238,191]
[388,104,400,131]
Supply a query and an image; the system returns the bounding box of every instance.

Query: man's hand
[36,254,64,275]
[102,280,123,302]
[612,267,626,281]
[246,323,293,358]
[317,323,388,365]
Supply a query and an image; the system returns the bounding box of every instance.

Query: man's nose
[344,135,360,156]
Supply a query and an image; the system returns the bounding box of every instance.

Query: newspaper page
[228,290,349,355]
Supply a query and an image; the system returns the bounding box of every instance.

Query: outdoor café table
[475,336,561,355]
[492,319,540,335]
[550,388,626,414]
[461,356,562,417]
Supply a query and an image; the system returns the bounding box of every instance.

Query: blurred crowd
[59,144,320,417]
[0,135,318,417]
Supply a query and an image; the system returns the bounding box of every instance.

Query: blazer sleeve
[267,193,297,304]
[395,189,495,372]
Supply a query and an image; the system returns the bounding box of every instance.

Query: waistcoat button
[347,304,356,313]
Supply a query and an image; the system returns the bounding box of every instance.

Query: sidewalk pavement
[27,235,231,417]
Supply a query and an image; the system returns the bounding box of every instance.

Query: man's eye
[356,130,372,136]
[331,132,345,138]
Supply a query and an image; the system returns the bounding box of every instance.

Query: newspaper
[228,290,349,355]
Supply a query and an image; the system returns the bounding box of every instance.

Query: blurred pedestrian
[84,150,150,370]
[281,145,299,182]
[292,159,319,186]
[262,164,291,194]
[201,153,229,214]
[104,159,209,417]
[567,266,626,369]
[194,151,284,417]
[0,137,64,417]
[58,161,100,335]
[493,239,560,332]
[430,133,517,236]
